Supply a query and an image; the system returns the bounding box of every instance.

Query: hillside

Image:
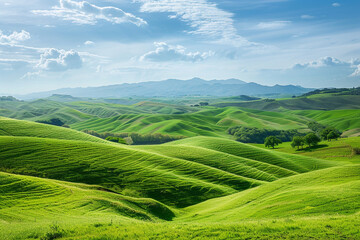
[18,78,312,99]
[0,117,108,143]
[0,171,174,222]
[214,95,360,111]
[181,165,360,222]
[0,117,358,239]
[71,107,311,137]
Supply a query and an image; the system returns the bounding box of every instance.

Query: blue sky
[0,0,359,94]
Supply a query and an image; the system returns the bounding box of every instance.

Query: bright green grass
[290,109,360,131]
[71,107,310,137]
[2,215,359,240]
[0,134,334,207]
[214,95,360,111]
[0,117,108,143]
[0,171,174,223]
[180,165,360,222]
[252,137,360,163]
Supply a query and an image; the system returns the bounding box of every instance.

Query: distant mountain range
[18,78,313,99]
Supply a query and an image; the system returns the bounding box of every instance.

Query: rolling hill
[71,107,311,137]
[0,117,359,239]
[181,164,360,222]
[214,95,360,111]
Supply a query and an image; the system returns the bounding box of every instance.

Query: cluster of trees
[82,130,185,145]
[290,126,341,150]
[290,133,321,150]
[0,96,19,101]
[190,102,209,107]
[228,126,303,144]
[36,118,69,128]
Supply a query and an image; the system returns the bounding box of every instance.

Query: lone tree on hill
[304,133,321,148]
[264,136,282,149]
[291,136,305,150]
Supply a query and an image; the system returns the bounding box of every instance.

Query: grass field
[71,107,311,137]
[0,104,359,239]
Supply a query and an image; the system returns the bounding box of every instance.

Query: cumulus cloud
[36,48,82,71]
[292,57,360,79]
[32,0,147,26]
[136,0,254,46]
[0,30,31,44]
[140,42,213,62]
[256,21,291,30]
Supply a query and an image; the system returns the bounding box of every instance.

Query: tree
[320,127,341,141]
[327,131,340,141]
[264,136,282,149]
[199,102,209,106]
[291,136,305,150]
[304,133,321,148]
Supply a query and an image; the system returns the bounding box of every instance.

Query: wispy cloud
[301,15,315,19]
[137,0,254,46]
[140,42,213,62]
[255,21,291,30]
[32,0,147,26]
[332,2,341,7]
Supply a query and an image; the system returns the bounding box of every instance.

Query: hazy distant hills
[18,78,313,99]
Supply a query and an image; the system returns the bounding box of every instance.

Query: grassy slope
[0,99,198,124]
[252,137,360,163]
[290,109,360,132]
[71,107,311,137]
[0,118,359,239]
[0,172,174,223]
[0,117,108,144]
[181,165,360,222]
[0,136,333,208]
[214,95,360,111]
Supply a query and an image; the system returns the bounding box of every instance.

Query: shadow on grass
[295,144,329,152]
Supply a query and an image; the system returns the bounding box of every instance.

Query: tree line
[82,130,185,145]
[227,126,304,144]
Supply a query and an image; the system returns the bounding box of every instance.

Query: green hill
[214,95,360,111]
[0,117,108,143]
[0,134,334,207]
[181,164,360,222]
[71,107,311,137]
[0,171,174,223]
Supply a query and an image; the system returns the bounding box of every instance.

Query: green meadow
[0,93,359,239]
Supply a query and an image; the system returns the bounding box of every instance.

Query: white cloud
[36,48,82,71]
[301,15,314,19]
[0,30,31,44]
[32,0,147,26]
[84,40,95,46]
[137,0,254,46]
[332,3,341,7]
[256,21,291,30]
[350,65,360,77]
[293,57,348,69]
[140,42,213,62]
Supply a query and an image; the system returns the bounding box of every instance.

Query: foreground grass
[1,215,359,240]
